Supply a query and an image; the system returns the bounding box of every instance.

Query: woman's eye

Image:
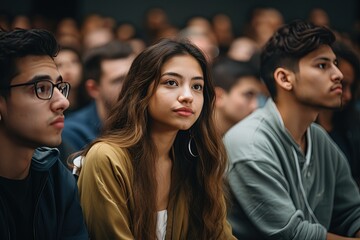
[192,84,203,91]
[165,80,178,86]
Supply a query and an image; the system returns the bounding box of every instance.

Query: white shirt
[156,210,168,240]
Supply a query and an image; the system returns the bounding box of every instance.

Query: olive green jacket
[78,142,235,240]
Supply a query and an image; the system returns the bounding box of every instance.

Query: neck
[95,100,107,123]
[151,128,175,211]
[0,132,34,179]
[275,99,317,149]
[151,130,177,161]
[317,110,334,132]
[214,109,234,137]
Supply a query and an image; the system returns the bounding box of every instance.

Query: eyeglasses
[8,80,71,100]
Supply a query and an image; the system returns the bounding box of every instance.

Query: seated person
[212,57,264,136]
[224,20,360,240]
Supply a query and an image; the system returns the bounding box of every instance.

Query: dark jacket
[60,102,101,164]
[62,102,101,152]
[0,147,88,240]
[329,110,360,187]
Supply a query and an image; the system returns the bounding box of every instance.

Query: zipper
[292,147,319,223]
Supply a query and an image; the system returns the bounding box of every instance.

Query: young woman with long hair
[77,38,235,239]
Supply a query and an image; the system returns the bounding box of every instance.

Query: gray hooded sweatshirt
[224,99,360,240]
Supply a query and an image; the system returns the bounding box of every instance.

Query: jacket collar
[31,147,59,171]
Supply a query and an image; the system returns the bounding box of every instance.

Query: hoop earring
[188,136,199,158]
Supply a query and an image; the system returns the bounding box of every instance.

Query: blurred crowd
[1,6,359,172]
[1,6,359,160]
[0,7,360,238]
[1,7,359,57]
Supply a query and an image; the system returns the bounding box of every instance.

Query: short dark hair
[0,28,59,90]
[82,40,133,84]
[212,57,260,92]
[260,19,335,99]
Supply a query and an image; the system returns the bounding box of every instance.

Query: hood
[31,147,59,171]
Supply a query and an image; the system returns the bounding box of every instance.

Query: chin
[46,138,62,148]
[177,124,194,131]
[324,103,342,110]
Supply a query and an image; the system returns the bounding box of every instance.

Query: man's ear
[85,79,99,99]
[273,67,294,91]
[214,87,227,106]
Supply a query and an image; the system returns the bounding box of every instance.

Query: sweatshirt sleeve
[228,160,327,240]
[77,143,134,240]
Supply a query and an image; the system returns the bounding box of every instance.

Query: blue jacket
[0,147,89,240]
[62,102,101,152]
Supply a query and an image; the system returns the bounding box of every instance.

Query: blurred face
[189,35,218,63]
[148,54,204,132]
[293,45,343,109]
[55,49,82,89]
[0,55,70,148]
[338,59,354,107]
[99,56,134,113]
[220,76,262,124]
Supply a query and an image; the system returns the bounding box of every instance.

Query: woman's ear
[273,67,294,91]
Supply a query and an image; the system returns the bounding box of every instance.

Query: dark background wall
[1,0,359,35]
[80,0,359,34]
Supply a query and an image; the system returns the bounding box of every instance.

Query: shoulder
[65,105,92,121]
[87,142,128,160]
[310,123,349,166]
[310,123,342,150]
[224,109,276,157]
[78,142,134,198]
[64,103,99,127]
[310,122,329,136]
[84,142,132,174]
[225,109,265,141]
[62,104,100,143]
[43,159,78,198]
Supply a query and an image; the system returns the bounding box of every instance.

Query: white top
[156,210,168,240]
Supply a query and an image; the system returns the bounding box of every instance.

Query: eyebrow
[27,75,63,84]
[313,56,337,62]
[161,72,204,81]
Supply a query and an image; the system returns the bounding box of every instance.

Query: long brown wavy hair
[82,38,229,239]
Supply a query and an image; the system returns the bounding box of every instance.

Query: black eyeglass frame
[7,80,71,100]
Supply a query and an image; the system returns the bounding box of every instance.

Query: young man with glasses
[0,28,88,239]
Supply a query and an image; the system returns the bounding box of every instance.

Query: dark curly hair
[260,19,335,100]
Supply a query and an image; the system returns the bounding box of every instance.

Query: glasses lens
[57,82,70,98]
[35,81,53,100]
